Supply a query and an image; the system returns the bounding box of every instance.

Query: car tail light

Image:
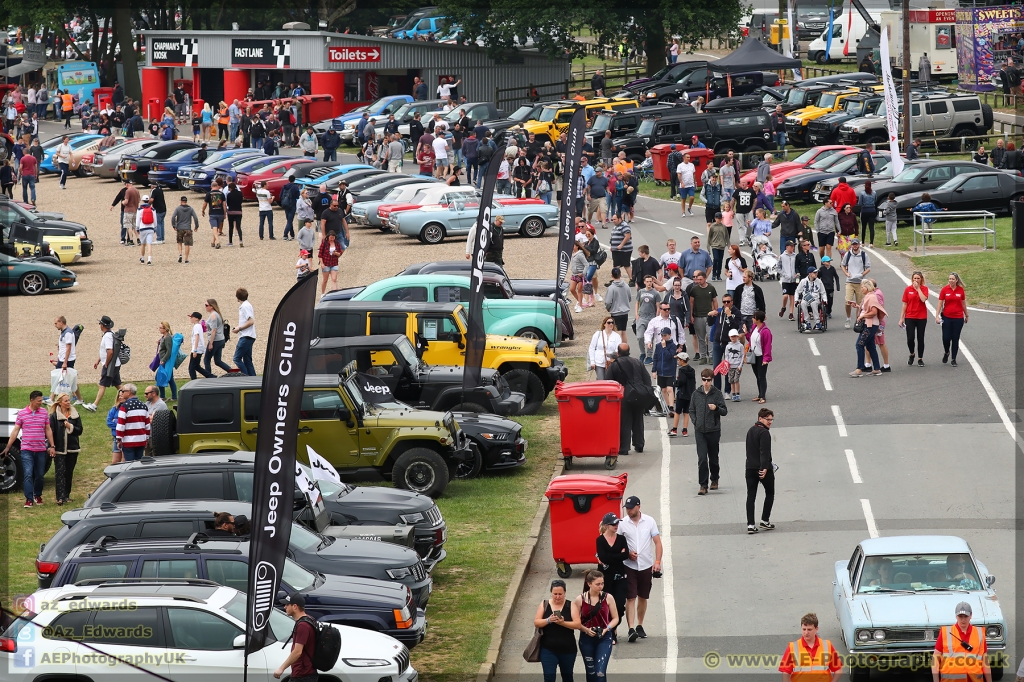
[435,527,444,545]
[393,607,413,629]
[36,559,60,575]
[129,162,137,171]
[82,154,94,163]
[153,164,164,171]
[0,638,16,653]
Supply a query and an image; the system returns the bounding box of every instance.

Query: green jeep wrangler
[149,365,473,497]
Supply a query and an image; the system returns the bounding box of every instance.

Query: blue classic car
[833,536,1007,681]
[295,164,376,191]
[181,152,265,192]
[390,198,556,244]
[148,146,206,187]
[333,95,414,144]
[174,148,264,189]
[40,134,104,173]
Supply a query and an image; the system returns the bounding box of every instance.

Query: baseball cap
[954,601,972,617]
[624,496,641,509]
[337,179,348,186]
[282,593,306,609]
[141,195,150,202]
[728,329,741,337]
[190,311,203,320]
[666,262,679,271]
[601,512,621,526]
[300,250,310,257]
[675,351,689,361]
[850,238,861,244]
[806,266,817,275]
[714,211,723,219]
[821,255,831,262]
[660,328,672,336]
[98,315,114,327]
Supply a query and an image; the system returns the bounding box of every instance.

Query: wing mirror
[985,575,996,587]
[233,634,246,649]
[337,405,353,427]
[954,188,963,193]
[457,334,466,350]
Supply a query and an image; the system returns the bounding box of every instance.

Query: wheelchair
[796,297,828,333]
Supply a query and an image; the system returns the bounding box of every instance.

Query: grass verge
[2,357,585,681]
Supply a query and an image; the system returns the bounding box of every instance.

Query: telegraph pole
[902,0,911,144]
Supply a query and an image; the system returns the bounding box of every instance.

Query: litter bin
[1013,198,1024,248]
[555,380,623,469]
[300,94,335,126]
[650,143,675,184]
[685,147,716,188]
[545,473,628,578]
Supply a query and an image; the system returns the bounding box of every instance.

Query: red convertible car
[235,157,319,201]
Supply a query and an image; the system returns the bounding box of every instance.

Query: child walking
[296,249,311,280]
[878,191,899,246]
[763,174,776,212]
[724,329,746,401]
[669,351,695,437]
[652,328,678,413]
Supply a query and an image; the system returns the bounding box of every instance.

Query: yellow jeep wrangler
[313,300,567,415]
[523,97,639,144]
[786,85,882,146]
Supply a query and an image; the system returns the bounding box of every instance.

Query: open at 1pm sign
[328,46,381,63]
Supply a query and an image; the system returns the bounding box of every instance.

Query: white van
[806,6,883,63]
[880,8,958,79]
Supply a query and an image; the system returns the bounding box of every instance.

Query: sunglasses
[701,378,713,382]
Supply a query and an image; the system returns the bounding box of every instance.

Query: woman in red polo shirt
[935,272,968,367]
[899,271,930,367]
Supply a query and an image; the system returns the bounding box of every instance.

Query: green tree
[438,0,744,76]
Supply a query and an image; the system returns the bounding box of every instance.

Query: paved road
[495,193,1020,680]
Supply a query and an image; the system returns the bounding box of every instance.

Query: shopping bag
[50,368,78,396]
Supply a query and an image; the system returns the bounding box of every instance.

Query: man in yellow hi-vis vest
[779,613,842,681]
[932,602,991,682]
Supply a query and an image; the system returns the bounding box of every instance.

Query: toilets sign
[328,46,382,63]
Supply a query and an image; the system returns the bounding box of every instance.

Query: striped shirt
[15,406,50,451]
[115,397,150,447]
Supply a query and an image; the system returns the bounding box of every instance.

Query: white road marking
[844,449,863,484]
[867,247,1018,443]
[658,417,678,678]
[860,499,880,538]
[808,338,820,356]
[673,226,705,236]
[634,215,666,225]
[818,365,833,391]
[831,405,848,437]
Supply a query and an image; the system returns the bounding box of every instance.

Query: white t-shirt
[618,512,660,571]
[99,330,121,367]
[660,251,681,270]
[237,301,256,339]
[437,83,452,99]
[676,162,695,188]
[58,327,76,362]
[296,257,310,279]
[54,143,72,164]
[191,322,205,354]
[431,136,449,161]
[726,258,745,291]
[497,159,510,180]
[256,188,273,212]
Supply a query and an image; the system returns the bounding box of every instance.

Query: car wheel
[150,409,177,456]
[502,368,546,416]
[520,217,546,238]
[452,402,488,413]
[864,134,887,146]
[0,448,22,494]
[514,326,547,342]
[393,447,449,497]
[815,51,828,65]
[742,145,764,168]
[420,223,446,244]
[451,443,483,479]
[18,272,45,295]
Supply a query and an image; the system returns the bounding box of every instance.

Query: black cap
[601,512,620,526]
[98,315,114,328]
[282,592,305,609]
[624,496,641,509]
[660,328,672,336]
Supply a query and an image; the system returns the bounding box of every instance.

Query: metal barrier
[912,210,997,255]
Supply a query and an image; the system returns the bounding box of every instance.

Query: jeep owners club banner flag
[463,144,503,392]
[245,271,317,667]
[879,26,904,176]
[556,106,587,290]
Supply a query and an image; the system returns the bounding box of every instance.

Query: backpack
[290,616,341,672]
[1010,66,1022,87]
[112,329,131,364]
[140,206,155,225]
[71,323,84,344]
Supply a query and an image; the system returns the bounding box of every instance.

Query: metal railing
[912,211,997,255]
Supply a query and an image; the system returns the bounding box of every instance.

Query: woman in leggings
[935,272,967,367]
[225,182,244,247]
[899,271,930,366]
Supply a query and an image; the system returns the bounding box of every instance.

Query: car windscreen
[289,522,325,551]
[508,105,537,122]
[538,107,559,123]
[892,166,925,182]
[344,374,368,413]
[590,113,614,133]
[828,156,858,173]
[810,152,851,169]
[395,337,422,367]
[856,553,982,592]
[844,100,868,117]
[817,93,840,109]
[168,147,197,161]
[786,89,807,105]
[792,148,822,164]
[636,118,657,136]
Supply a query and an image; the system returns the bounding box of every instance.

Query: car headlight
[399,512,425,524]
[480,432,509,441]
[985,625,1002,640]
[646,92,657,98]
[197,172,208,179]
[343,658,391,667]
[873,630,886,641]
[856,630,871,643]
[386,566,413,579]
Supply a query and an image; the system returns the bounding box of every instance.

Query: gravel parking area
[8,143,599,388]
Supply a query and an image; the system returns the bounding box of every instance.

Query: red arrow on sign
[328,46,382,63]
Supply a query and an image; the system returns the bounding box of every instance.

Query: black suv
[639,68,772,104]
[807,91,884,146]
[38,500,434,607]
[586,104,682,147]
[50,536,428,647]
[81,452,449,567]
[611,100,771,164]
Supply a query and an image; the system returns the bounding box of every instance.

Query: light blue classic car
[388,198,557,244]
[833,536,1007,681]
[350,274,572,343]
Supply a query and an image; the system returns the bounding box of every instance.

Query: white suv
[1,581,417,682]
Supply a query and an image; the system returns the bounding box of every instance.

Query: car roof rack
[88,535,120,552]
[99,501,117,511]
[703,94,764,112]
[73,577,220,588]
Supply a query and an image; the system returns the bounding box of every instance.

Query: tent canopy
[710,37,802,74]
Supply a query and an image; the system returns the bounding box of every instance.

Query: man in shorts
[841,238,871,328]
[82,316,121,412]
[609,214,633,280]
[618,496,662,643]
[171,195,199,264]
[203,180,226,248]
[676,152,696,216]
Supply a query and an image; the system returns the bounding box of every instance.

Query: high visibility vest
[61,93,73,111]
[938,625,986,681]
[788,637,835,681]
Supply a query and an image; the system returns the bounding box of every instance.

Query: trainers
[34,496,43,505]
[918,359,924,367]
[942,352,949,364]
[698,487,708,496]
[732,394,741,402]
[635,625,647,639]
[950,359,957,367]
[574,305,583,313]
[844,319,851,329]
[668,428,678,437]
[759,520,775,530]
[73,399,83,406]
[24,499,33,508]
[681,428,688,436]
[596,294,603,302]
[628,628,639,643]
[178,255,183,263]
[880,366,891,372]
[140,257,144,264]
[747,524,758,534]
[82,403,97,412]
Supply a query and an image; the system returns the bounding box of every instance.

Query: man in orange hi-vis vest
[932,602,991,682]
[60,90,74,129]
[779,613,842,681]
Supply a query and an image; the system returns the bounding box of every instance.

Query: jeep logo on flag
[357,373,393,403]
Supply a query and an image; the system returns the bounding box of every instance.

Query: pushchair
[750,235,780,281]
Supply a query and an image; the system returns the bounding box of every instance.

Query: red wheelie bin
[555,381,623,469]
[545,473,628,578]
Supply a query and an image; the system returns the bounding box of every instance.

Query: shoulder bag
[523,600,546,662]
